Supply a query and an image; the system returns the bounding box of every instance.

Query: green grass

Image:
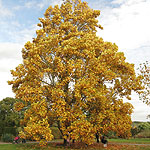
[0,144,18,150]
[52,138,150,144]
[109,138,150,144]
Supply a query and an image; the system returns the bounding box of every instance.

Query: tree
[0,97,24,136]
[131,122,150,138]
[131,126,141,138]
[137,61,150,105]
[138,61,150,123]
[138,122,150,131]
[8,0,142,146]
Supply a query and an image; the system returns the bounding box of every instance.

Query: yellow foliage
[68,119,95,145]
[14,102,24,111]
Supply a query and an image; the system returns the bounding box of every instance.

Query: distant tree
[131,126,138,138]
[8,0,143,146]
[131,122,150,138]
[137,61,150,105]
[138,61,150,122]
[0,97,24,136]
[138,122,150,131]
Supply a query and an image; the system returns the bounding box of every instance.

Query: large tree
[8,0,142,146]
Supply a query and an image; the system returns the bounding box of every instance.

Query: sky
[0,0,150,121]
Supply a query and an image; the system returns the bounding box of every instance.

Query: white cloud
[97,0,150,71]
[10,0,63,12]
[13,5,22,11]
[37,0,63,9]
[0,58,21,72]
[0,43,22,59]
[23,0,63,10]
[5,24,39,44]
[0,0,14,18]
[25,1,36,8]
[125,46,150,68]
[112,0,126,4]
[15,25,37,43]
[99,0,150,51]
[0,43,23,100]
[51,0,63,6]
[124,92,150,121]
[0,72,15,100]
[112,0,147,5]
[0,42,23,100]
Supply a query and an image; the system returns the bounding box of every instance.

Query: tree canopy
[8,0,143,146]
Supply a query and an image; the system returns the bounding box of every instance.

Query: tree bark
[63,138,67,145]
[96,133,99,143]
[72,139,75,143]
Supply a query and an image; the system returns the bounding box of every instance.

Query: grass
[109,138,150,144]
[0,138,150,150]
[0,144,17,150]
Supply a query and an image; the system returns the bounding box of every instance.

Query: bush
[0,127,3,137]
[3,127,17,136]
[1,133,14,142]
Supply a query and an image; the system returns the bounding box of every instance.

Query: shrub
[0,127,3,137]
[1,133,14,142]
[3,127,17,136]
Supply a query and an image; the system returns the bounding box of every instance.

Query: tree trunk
[63,138,67,145]
[96,133,99,143]
[72,139,75,143]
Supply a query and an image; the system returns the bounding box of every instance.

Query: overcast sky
[0,0,150,122]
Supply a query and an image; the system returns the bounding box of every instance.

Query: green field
[0,138,150,150]
[109,138,150,144]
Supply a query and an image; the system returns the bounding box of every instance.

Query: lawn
[0,138,150,150]
[109,138,150,144]
[0,144,18,150]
